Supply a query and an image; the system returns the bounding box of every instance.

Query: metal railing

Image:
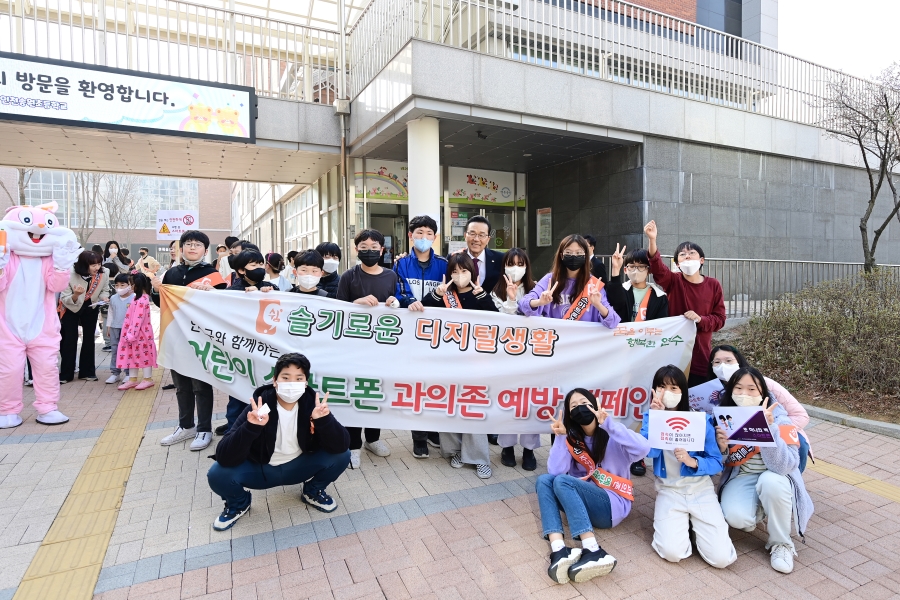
[1,0,341,103]
[348,0,868,124]
[593,255,900,319]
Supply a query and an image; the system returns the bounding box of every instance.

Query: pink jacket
[766,377,811,449]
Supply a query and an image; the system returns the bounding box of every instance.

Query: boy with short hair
[291,250,329,296]
[105,273,134,384]
[315,242,342,298]
[643,220,726,387]
[336,230,398,468]
[606,246,669,324]
[137,247,161,276]
[208,352,350,530]
[393,215,446,457]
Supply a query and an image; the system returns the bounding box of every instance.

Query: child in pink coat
[117,273,158,391]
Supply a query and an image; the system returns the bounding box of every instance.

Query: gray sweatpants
[108,327,122,375]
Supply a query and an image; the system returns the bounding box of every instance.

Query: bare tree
[0,168,34,206]
[820,64,900,272]
[72,172,105,246]
[98,174,144,246]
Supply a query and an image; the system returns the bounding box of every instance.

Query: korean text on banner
[157,210,199,241]
[646,410,708,452]
[713,406,777,448]
[158,286,697,434]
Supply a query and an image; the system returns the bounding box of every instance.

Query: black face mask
[139,252,147,257]
[358,250,381,267]
[561,255,586,271]
[244,267,266,283]
[570,404,596,426]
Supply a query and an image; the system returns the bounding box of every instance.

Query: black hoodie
[212,384,350,468]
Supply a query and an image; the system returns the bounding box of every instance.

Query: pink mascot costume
[0,202,82,428]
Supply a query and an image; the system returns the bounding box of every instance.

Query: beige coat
[137,254,161,275]
[60,267,110,312]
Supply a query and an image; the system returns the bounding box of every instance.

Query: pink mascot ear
[36,201,59,214]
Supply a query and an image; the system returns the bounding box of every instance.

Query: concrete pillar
[407,117,441,232]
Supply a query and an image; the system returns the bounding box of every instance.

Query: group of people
[7,210,813,586]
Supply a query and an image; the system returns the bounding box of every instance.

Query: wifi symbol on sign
[666,417,691,432]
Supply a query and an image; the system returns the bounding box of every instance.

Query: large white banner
[158,286,697,434]
[0,52,255,142]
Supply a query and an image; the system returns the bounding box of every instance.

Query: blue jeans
[536,473,613,539]
[223,396,246,433]
[798,434,810,473]
[207,450,350,510]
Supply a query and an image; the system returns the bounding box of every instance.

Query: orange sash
[58,273,102,319]
[442,290,462,309]
[566,438,634,501]
[563,277,603,321]
[633,287,652,322]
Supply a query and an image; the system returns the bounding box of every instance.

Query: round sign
[182,214,195,226]
[495,237,504,247]
[501,187,511,198]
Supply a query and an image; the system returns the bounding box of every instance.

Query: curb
[803,404,900,440]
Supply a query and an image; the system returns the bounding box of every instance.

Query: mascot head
[1,202,79,257]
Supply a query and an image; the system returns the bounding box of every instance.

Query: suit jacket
[467,248,505,294]
[590,256,609,285]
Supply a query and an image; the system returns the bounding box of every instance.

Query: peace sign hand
[587,403,608,426]
[247,396,269,426]
[504,274,518,300]
[610,243,626,275]
[650,388,665,411]
[534,280,558,307]
[762,397,780,425]
[435,275,449,297]
[311,392,331,419]
[587,283,603,308]
[550,411,566,436]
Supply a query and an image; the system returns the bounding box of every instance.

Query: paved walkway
[1,339,900,599]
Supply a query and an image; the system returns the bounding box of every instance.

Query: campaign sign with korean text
[157,210,199,241]
[0,52,254,142]
[713,406,776,447]
[157,286,696,433]
[688,378,725,414]
[646,410,707,451]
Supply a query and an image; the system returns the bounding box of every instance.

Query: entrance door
[367,202,408,269]
[444,206,517,254]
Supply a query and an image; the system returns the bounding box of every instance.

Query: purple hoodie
[519,274,621,328]
[547,417,651,527]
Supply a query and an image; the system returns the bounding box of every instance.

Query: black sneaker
[213,499,250,531]
[547,547,582,584]
[567,547,617,583]
[500,446,516,467]
[487,434,499,446]
[522,448,537,471]
[102,345,112,352]
[215,424,229,436]
[413,440,429,458]
[302,488,337,513]
[630,459,646,476]
[427,432,441,448]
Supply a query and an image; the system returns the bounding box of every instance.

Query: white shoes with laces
[160,426,196,446]
[364,439,391,457]
[769,543,796,573]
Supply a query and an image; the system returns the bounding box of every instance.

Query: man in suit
[583,234,609,285]
[462,215,504,294]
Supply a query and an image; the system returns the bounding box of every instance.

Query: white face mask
[115,287,132,296]
[322,258,340,273]
[732,394,762,407]
[678,260,701,276]
[276,381,306,403]
[713,363,740,382]
[505,265,526,283]
[297,274,321,290]
[109,248,118,255]
[451,272,472,289]
[626,269,647,284]
[662,390,682,409]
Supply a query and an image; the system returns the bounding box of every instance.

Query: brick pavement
[1,324,900,599]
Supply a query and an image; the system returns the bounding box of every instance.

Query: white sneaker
[0,414,23,429]
[769,544,796,573]
[364,439,391,457]
[190,432,213,451]
[160,426,196,446]
[36,410,69,425]
[105,374,120,384]
[349,449,361,469]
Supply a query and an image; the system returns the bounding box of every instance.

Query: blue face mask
[412,238,432,253]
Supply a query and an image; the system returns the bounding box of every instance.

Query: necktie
[473,257,480,279]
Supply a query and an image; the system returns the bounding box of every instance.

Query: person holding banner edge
[639,365,736,569]
[715,366,813,574]
[151,230,228,452]
[538,388,650,584]
[207,353,351,531]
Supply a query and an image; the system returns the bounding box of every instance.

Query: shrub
[739,269,900,395]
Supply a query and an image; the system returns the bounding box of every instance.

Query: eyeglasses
[182,242,205,249]
[677,251,700,259]
[624,265,648,272]
[465,231,491,240]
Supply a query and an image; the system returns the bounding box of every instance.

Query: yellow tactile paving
[808,459,900,503]
[12,369,163,600]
